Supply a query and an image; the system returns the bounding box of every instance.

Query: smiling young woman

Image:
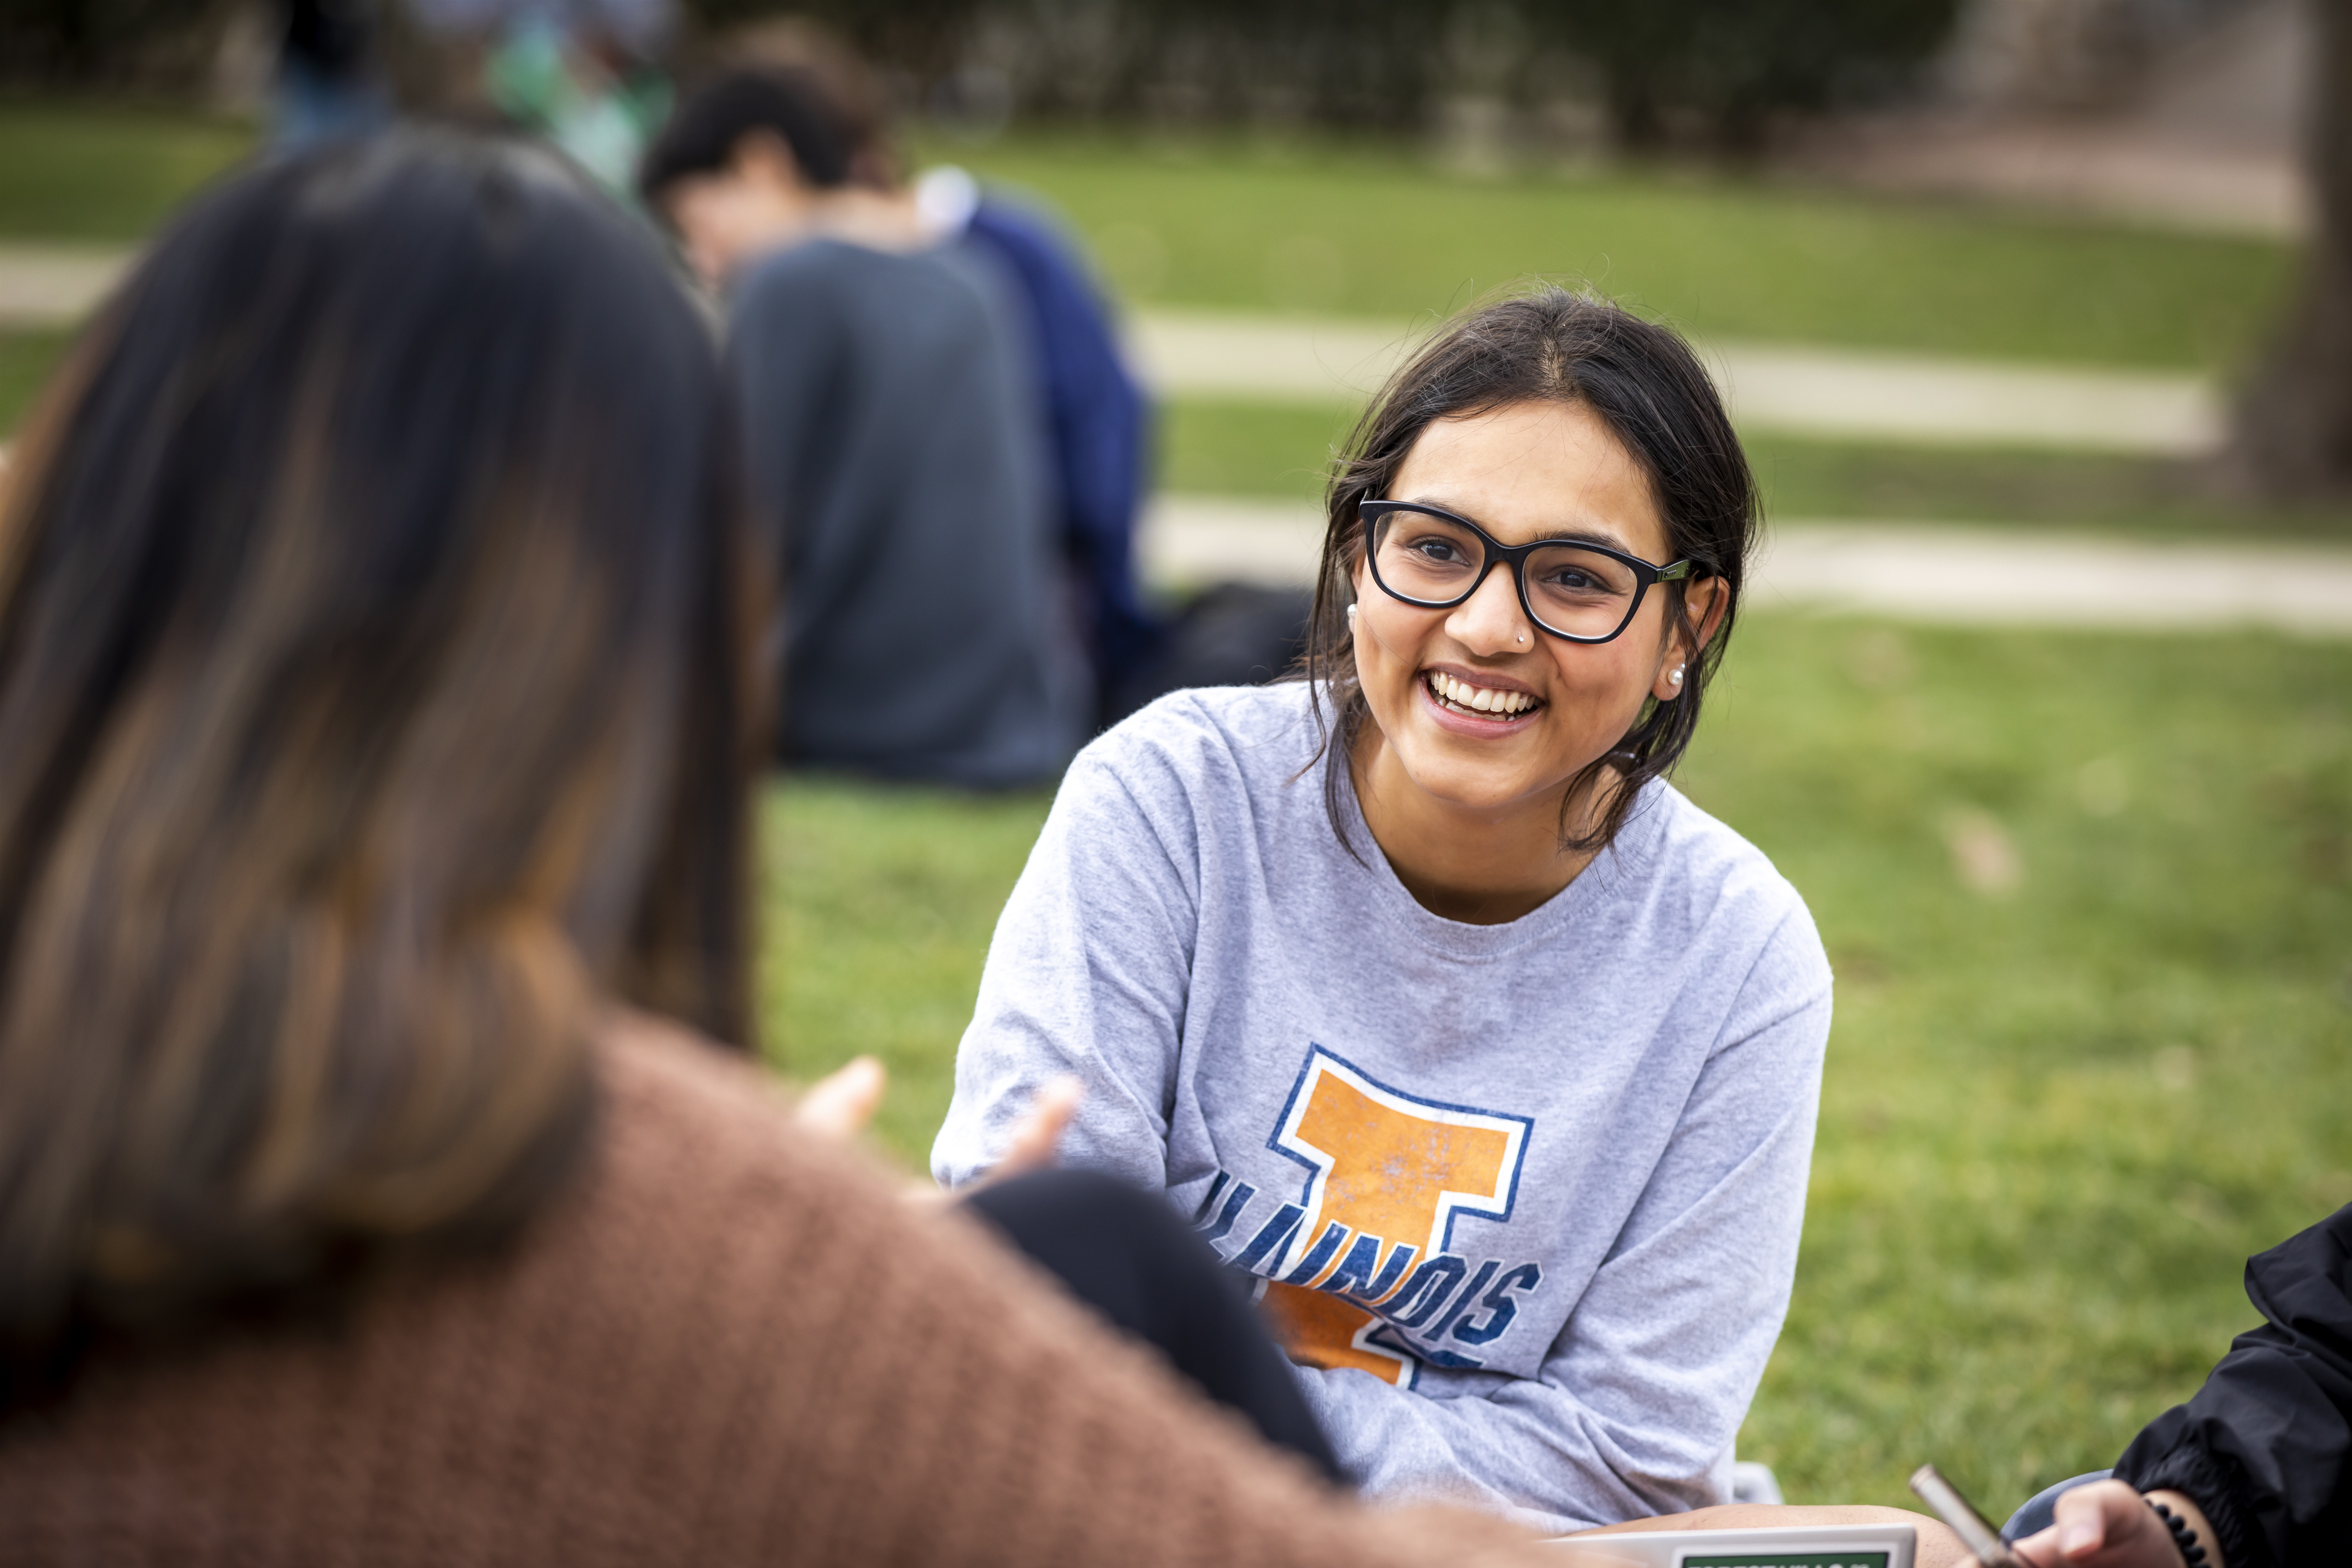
[1342,398,1721,923]
[934,288,1827,1534]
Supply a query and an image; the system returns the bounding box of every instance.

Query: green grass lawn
[0,329,72,434]
[947,132,2290,373]
[0,101,254,436]
[0,107,2285,374]
[763,615,2352,1519]
[0,100,253,241]
[760,778,1058,1159]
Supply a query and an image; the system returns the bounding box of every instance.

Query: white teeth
[1428,672,1535,718]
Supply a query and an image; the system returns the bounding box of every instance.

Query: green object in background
[484,29,672,199]
[762,616,2352,1516]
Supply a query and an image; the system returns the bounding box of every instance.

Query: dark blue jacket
[960,197,1162,693]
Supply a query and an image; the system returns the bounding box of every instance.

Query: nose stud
[1515,631,1527,645]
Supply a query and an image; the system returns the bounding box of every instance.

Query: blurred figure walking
[404,0,677,194]
[641,68,1090,788]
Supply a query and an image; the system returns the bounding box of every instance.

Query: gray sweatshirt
[933,683,1830,1532]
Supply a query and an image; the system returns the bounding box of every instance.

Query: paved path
[0,245,130,329]
[0,248,2224,456]
[1128,309,2221,456]
[1140,495,2352,638]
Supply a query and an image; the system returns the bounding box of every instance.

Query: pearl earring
[1346,603,1357,626]
[1668,667,1684,686]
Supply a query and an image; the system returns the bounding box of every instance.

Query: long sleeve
[932,744,1197,1191]
[933,687,1830,1533]
[2115,1204,2352,1568]
[1288,931,1828,1531]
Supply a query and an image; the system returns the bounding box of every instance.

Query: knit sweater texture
[0,1020,1553,1567]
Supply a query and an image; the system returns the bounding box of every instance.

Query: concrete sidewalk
[0,245,130,329]
[1140,495,2352,638]
[0,247,2224,457]
[1128,308,2221,456]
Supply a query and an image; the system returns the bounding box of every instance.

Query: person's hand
[2011,1480,2210,1568]
[983,1074,1083,1184]
[789,1055,1083,1198]
[791,1054,889,1141]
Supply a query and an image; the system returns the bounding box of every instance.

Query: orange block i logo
[1240,1047,1533,1386]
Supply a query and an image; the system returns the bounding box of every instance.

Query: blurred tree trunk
[2231,0,2352,500]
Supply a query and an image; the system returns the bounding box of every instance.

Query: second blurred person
[642,66,1091,788]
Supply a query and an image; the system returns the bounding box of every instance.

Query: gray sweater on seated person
[728,237,1088,788]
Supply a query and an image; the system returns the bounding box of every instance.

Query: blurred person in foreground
[2007,1204,2351,1568]
[0,124,1554,1563]
[639,68,1089,788]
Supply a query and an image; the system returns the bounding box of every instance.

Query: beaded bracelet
[2149,1498,2209,1568]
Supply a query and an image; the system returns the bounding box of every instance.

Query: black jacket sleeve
[2114,1204,2352,1568]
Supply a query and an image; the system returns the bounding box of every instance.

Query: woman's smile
[1419,665,1544,726]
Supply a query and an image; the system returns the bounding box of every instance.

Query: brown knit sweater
[0,1019,1556,1567]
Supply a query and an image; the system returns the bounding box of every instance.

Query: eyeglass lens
[1371,510,1643,639]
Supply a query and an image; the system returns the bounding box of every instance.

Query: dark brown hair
[1302,286,1756,856]
[638,65,860,203]
[0,131,759,1406]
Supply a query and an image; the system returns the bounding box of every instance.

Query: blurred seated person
[722,21,1161,716]
[2008,1203,2350,1568]
[0,126,1610,1564]
[725,25,1322,726]
[911,166,1328,723]
[638,68,1089,787]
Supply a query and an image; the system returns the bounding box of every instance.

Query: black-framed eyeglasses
[1359,499,1704,646]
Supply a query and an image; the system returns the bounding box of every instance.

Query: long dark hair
[1302,286,1755,856]
[0,131,759,1406]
